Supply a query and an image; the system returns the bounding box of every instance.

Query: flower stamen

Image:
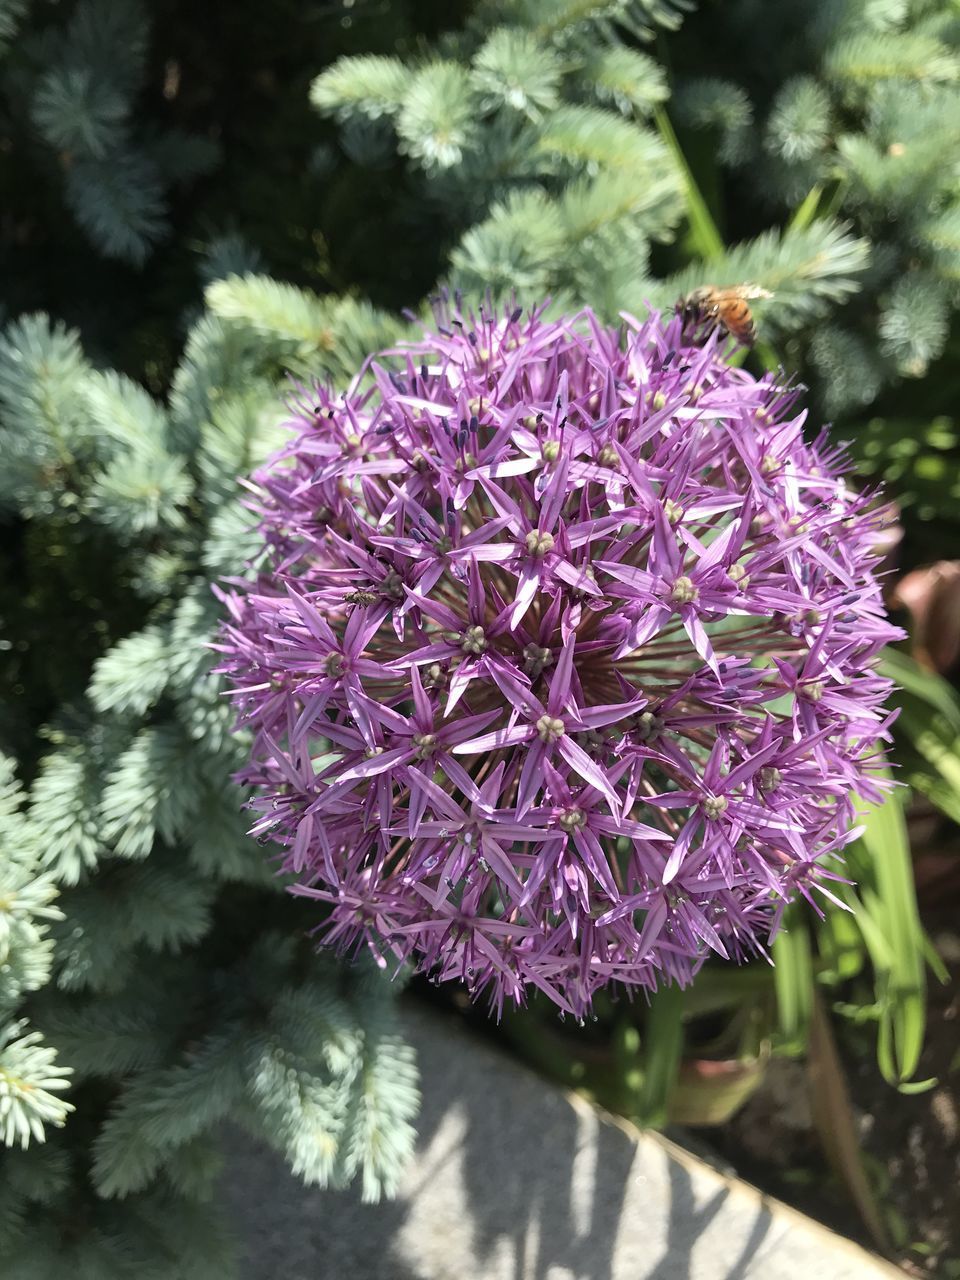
[536,715,565,743]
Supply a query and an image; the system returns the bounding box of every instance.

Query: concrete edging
[223,1000,903,1280]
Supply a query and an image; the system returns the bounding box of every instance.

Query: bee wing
[735,285,773,300]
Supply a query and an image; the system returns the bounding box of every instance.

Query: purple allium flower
[216,301,902,1018]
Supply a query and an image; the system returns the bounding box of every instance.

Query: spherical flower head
[216,300,902,1019]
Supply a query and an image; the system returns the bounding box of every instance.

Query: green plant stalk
[808,991,893,1255]
[851,776,929,1087]
[653,107,725,262]
[772,909,813,1055]
[787,185,825,234]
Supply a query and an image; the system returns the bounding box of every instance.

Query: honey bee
[345,589,381,606]
[677,284,773,348]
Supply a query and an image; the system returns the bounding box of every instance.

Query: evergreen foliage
[309,4,872,328]
[673,76,754,165]
[0,0,447,381]
[0,287,418,1276]
[0,2,28,54]
[0,758,73,1152]
[5,0,217,265]
[669,0,960,402]
[308,0,960,565]
[310,20,689,311]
